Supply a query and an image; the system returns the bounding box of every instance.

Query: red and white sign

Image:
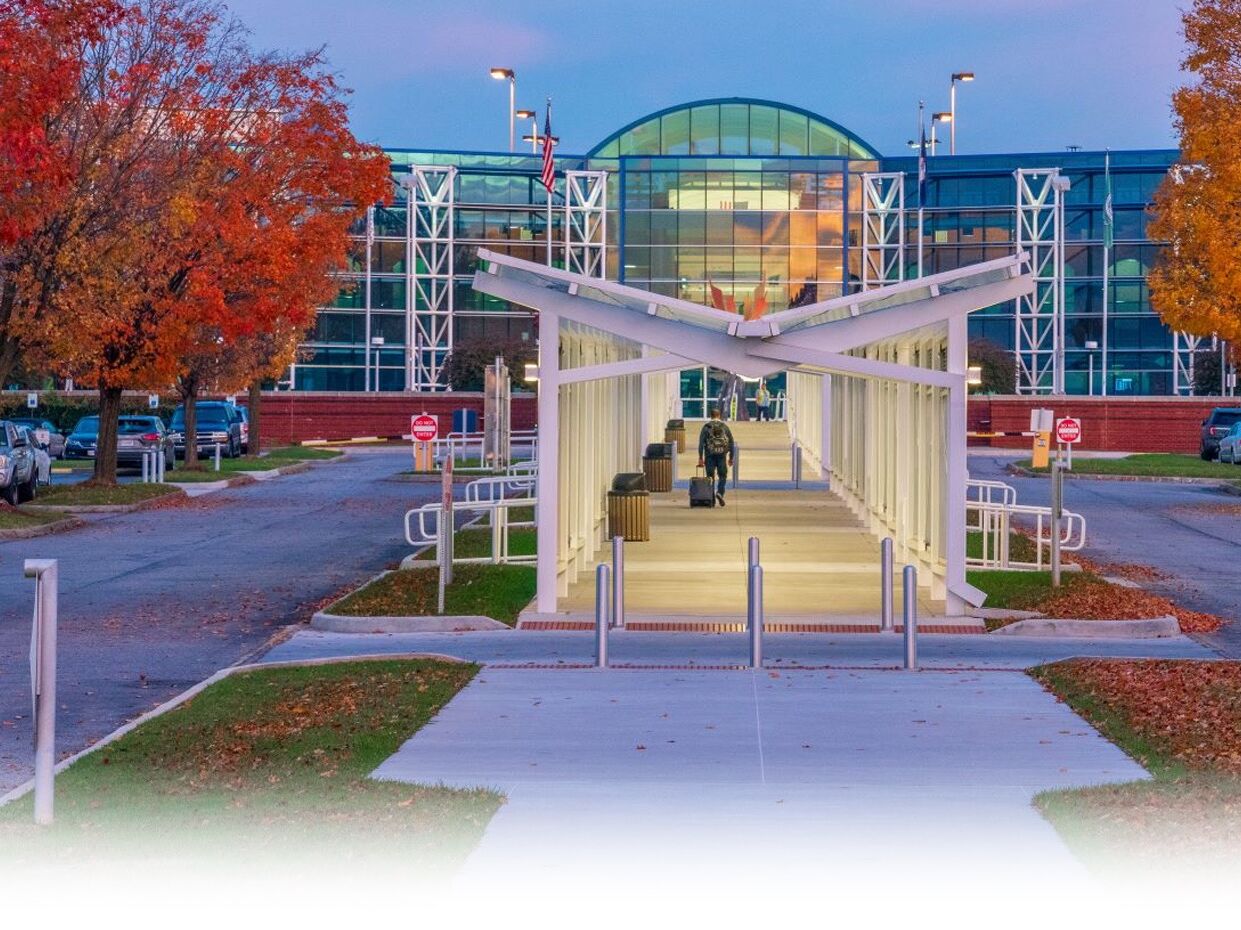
[411,414,439,443]
[1055,417,1082,445]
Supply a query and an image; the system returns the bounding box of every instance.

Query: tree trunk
[180,375,200,469]
[0,279,20,390]
[93,385,123,485]
[247,381,262,457]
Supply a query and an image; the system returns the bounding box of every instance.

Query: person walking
[697,406,735,507]
[755,381,771,421]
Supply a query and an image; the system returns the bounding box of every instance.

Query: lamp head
[515,108,536,119]
[953,72,975,82]
[489,67,514,80]
[933,111,953,123]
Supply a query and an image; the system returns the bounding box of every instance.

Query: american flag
[540,100,555,193]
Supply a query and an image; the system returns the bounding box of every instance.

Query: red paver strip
[517,620,983,634]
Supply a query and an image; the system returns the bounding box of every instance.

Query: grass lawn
[1031,659,1241,874]
[1017,453,1241,479]
[0,505,69,530]
[966,529,1039,564]
[414,526,536,563]
[33,481,182,506]
[167,445,341,480]
[329,563,536,625]
[0,660,500,872]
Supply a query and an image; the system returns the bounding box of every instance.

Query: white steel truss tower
[564,170,608,278]
[1172,331,1203,395]
[1014,168,1067,394]
[406,165,456,390]
[860,173,905,289]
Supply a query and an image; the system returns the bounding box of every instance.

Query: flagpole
[1101,149,1111,396]
[917,100,925,279]
[546,184,552,267]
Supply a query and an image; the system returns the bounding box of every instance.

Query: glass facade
[294,98,1186,399]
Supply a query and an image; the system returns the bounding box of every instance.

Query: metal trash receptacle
[608,472,650,541]
[664,418,686,453]
[642,442,674,492]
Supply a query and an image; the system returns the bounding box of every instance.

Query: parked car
[23,427,52,485]
[168,401,243,458]
[1200,407,1241,460]
[115,415,177,469]
[236,405,250,454]
[0,419,39,504]
[64,415,99,460]
[8,417,66,458]
[1218,422,1241,464]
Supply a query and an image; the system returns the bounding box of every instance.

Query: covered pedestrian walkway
[471,248,1034,622]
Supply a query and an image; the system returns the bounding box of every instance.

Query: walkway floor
[369,664,1143,893]
[558,421,945,621]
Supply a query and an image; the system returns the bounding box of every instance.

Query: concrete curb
[22,488,186,514]
[311,612,508,633]
[970,607,1044,620]
[1006,463,1241,487]
[0,513,85,539]
[990,615,1181,638]
[0,651,470,810]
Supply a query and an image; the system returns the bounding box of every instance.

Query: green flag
[1102,151,1114,251]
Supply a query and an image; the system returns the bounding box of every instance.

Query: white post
[214,443,221,471]
[157,449,166,483]
[611,535,625,629]
[748,564,764,668]
[944,315,969,615]
[141,451,150,484]
[24,559,58,825]
[535,312,560,613]
[902,564,918,670]
[595,563,610,668]
[880,537,894,632]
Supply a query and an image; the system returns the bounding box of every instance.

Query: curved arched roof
[588,97,879,159]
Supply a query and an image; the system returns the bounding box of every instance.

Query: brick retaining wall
[253,391,538,445]
[968,395,1233,453]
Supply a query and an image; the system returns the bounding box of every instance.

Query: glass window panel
[661,109,690,156]
[747,106,778,156]
[312,312,363,344]
[624,172,650,209]
[373,206,406,237]
[778,110,809,156]
[690,105,720,155]
[733,247,761,280]
[621,119,660,156]
[622,246,651,279]
[650,247,678,280]
[732,172,762,210]
[809,120,846,156]
[370,241,404,274]
[705,170,733,209]
[330,283,365,309]
[705,212,733,246]
[733,211,763,247]
[704,247,733,280]
[816,211,844,247]
[370,279,406,310]
[762,247,789,282]
[762,212,789,245]
[650,211,678,245]
[625,210,651,245]
[720,104,749,154]
[817,173,844,211]
[790,173,817,210]
[650,171,678,209]
[370,314,406,344]
[790,212,816,246]
[789,247,817,282]
[678,210,706,245]
[676,246,705,279]
[817,251,844,283]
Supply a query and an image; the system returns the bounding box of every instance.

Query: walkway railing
[404,465,537,566]
[432,429,538,471]
[966,478,1086,571]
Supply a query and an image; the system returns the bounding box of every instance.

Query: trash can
[665,418,686,453]
[607,472,650,541]
[642,442,674,492]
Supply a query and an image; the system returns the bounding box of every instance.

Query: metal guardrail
[404,465,537,566]
[966,478,1086,571]
[432,429,537,470]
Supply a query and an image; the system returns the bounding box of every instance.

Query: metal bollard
[748,564,764,668]
[23,559,58,825]
[791,442,802,487]
[902,564,918,670]
[141,450,150,483]
[880,537,894,632]
[611,536,625,629]
[157,448,166,483]
[747,535,760,618]
[732,444,740,488]
[214,443,222,471]
[595,563,610,667]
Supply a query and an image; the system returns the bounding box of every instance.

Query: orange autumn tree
[1149,0,1241,346]
[168,53,389,465]
[0,0,123,383]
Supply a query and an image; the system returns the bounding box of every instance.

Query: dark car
[169,401,243,458]
[1200,407,1241,460]
[0,419,39,504]
[8,417,66,458]
[64,415,100,460]
[114,415,177,469]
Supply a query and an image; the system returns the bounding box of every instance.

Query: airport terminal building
[297,97,1202,407]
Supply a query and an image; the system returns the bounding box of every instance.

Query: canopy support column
[944,315,968,614]
[536,312,561,613]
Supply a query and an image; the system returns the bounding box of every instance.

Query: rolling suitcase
[689,466,715,508]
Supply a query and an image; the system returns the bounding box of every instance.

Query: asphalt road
[969,452,1241,658]
[0,449,439,794]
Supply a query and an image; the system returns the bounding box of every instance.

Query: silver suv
[0,419,39,504]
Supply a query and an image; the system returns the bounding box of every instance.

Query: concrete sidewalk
[371,665,1145,891]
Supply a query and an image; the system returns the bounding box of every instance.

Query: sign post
[26,392,37,410]
[437,455,454,613]
[411,413,438,472]
[1050,417,1082,587]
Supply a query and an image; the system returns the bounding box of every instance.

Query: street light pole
[370,335,385,392]
[932,112,952,156]
[490,67,516,151]
[949,72,974,155]
[516,109,537,152]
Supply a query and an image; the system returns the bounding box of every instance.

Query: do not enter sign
[1055,417,1082,444]
[411,414,439,443]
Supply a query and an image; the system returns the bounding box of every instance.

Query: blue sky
[224,0,1185,156]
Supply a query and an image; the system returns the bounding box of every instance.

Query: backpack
[703,420,731,455]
